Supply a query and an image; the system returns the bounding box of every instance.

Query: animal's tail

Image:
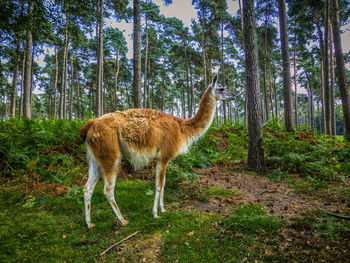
[80,119,95,141]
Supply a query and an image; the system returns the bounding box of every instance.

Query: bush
[0,118,86,184]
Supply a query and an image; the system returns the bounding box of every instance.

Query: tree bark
[161,72,165,112]
[144,15,150,108]
[331,0,350,141]
[221,21,226,121]
[243,0,265,172]
[316,14,326,132]
[263,11,270,122]
[10,38,20,117]
[329,21,336,137]
[96,0,104,116]
[59,1,70,119]
[23,1,33,118]
[268,63,274,119]
[75,57,80,119]
[69,51,74,120]
[201,6,207,91]
[293,37,298,126]
[53,45,58,118]
[19,44,26,117]
[238,0,245,48]
[133,0,142,108]
[324,0,331,134]
[113,49,119,111]
[278,0,294,132]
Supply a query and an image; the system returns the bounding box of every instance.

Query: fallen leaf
[326,245,331,250]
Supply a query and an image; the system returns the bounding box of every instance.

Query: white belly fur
[120,141,157,171]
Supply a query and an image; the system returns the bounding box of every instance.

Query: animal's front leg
[153,161,168,218]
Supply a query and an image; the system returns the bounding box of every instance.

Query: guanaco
[80,74,234,228]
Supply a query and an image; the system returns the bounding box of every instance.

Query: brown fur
[81,88,216,173]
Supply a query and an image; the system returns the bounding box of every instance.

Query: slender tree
[278,0,294,132]
[330,0,350,141]
[23,1,34,118]
[10,38,20,117]
[243,0,265,171]
[324,0,331,134]
[96,0,104,116]
[133,0,142,108]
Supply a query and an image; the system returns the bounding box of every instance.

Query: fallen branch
[326,212,350,220]
[100,231,140,256]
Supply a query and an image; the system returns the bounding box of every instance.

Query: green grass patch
[204,186,242,197]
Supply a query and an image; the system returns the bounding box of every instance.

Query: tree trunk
[113,49,119,111]
[69,51,74,120]
[220,21,226,121]
[268,63,274,119]
[53,45,58,118]
[316,14,326,132]
[324,0,331,134]
[263,11,270,122]
[243,0,265,172]
[133,0,142,108]
[75,58,80,119]
[329,21,336,137]
[201,6,207,91]
[23,1,33,118]
[278,0,294,132]
[96,0,104,116]
[59,2,70,119]
[144,15,149,108]
[161,72,165,112]
[293,37,298,126]
[238,0,245,48]
[19,44,26,117]
[331,0,350,141]
[10,38,20,117]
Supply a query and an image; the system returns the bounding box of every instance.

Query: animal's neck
[184,88,217,138]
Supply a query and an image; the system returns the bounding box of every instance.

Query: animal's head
[210,74,235,101]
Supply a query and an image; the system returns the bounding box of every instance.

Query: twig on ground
[100,231,140,256]
[326,212,350,220]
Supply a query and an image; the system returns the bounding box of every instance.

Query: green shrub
[0,118,86,184]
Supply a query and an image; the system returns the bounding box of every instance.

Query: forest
[0,0,350,262]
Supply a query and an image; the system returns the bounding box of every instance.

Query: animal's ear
[211,74,218,91]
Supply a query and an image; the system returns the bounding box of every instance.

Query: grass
[0,118,350,262]
[0,180,281,262]
[204,185,242,197]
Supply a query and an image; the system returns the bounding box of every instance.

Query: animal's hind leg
[103,169,128,225]
[153,161,168,218]
[84,153,101,228]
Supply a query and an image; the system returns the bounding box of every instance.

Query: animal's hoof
[114,218,128,225]
[160,208,166,213]
[87,223,96,229]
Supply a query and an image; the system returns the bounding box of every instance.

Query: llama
[80,74,234,228]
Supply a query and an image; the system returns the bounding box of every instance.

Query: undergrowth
[0,118,86,187]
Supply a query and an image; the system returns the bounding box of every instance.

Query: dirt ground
[179,165,350,219]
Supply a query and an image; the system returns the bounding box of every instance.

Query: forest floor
[3,162,349,262]
[1,119,350,262]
